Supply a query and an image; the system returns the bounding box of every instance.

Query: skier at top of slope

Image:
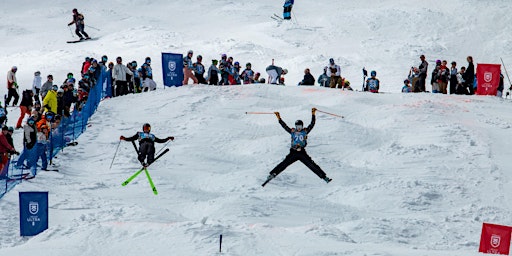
[68,8,90,41]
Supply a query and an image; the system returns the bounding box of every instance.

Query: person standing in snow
[183,50,198,85]
[283,0,294,20]
[6,66,19,106]
[449,61,458,94]
[112,56,133,96]
[0,126,18,177]
[193,55,207,84]
[119,123,174,167]
[32,71,42,103]
[266,64,287,85]
[464,56,475,95]
[207,59,220,85]
[365,70,380,93]
[15,116,38,178]
[40,74,54,100]
[327,58,344,89]
[16,90,34,129]
[263,108,332,186]
[317,67,330,87]
[241,63,255,84]
[67,8,90,41]
[418,55,428,92]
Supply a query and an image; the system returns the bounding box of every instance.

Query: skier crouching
[120,123,174,166]
[264,108,332,186]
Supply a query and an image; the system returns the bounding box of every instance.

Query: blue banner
[19,192,48,236]
[161,52,183,87]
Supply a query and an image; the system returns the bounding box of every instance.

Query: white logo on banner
[484,72,493,83]
[491,234,501,248]
[29,201,39,215]
[168,61,176,72]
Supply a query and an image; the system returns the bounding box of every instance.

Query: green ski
[144,168,158,195]
[121,168,144,186]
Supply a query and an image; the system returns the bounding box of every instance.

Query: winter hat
[212,59,218,65]
[52,85,58,91]
[8,127,14,132]
[282,69,288,74]
[1,126,8,131]
[34,71,41,76]
[57,88,64,94]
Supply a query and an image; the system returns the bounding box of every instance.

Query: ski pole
[500,58,512,89]
[245,112,275,115]
[68,25,75,37]
[291,10,299,25]
[362,67,367,91]
[131,140,139,154]
[155,140,171,156]
[86,25,100,31]
[109,140,121,169]
[317,109,344,118]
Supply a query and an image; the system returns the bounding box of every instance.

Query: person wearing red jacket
[0,126,18,177]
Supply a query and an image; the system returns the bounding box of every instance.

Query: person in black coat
[298,68,315,86]
[464,56,475,95]
[120,123,174,166]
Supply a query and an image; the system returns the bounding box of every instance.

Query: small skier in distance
[283,0,294,20]
[263,108,332,186]
[120,123,174,167]
[68,8,90,41]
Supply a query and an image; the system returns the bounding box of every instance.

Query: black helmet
[295,120,304,130]
[142,123,151,132]
[101,55,108,62]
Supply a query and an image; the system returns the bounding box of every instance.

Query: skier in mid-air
[263,108,332,186]
[120,123,174,167]
[283,0,294,20]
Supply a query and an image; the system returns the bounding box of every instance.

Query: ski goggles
[295,124,303,130]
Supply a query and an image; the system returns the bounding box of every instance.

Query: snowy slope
[1,0,512,255]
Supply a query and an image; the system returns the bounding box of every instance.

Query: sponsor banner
[161,52,184,87]
[479,222,512,255]
[19,192,48,236]
[476,63,501,95]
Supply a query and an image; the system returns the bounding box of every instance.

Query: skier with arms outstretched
[120,123,174,167]
[263,108,332,186]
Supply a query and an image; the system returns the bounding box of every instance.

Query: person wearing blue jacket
[283,0,294,20]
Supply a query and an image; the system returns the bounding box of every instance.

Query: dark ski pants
[195,73,207,84]
[138,142,155,165]
[6,88,19,106]
[270,148,327,179]
[75,24,89,39]
[115,80,128,96]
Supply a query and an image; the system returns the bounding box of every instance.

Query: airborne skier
[283,0,294,20]
[120,123,174,167]
[263,108,332,187]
